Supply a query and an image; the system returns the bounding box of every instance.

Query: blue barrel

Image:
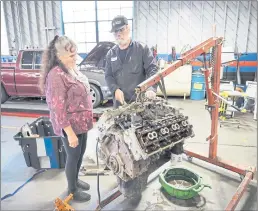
[190,73,206,100]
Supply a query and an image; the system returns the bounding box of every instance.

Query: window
[69,23,97,44]
[85,32,96,42]
[64,23,75,40]
[72,10,96,22]
[84,10,96,21]
[77,43,87,53]
[62,2,74,22]
[75,33,87,43]
[97,1,115,9]
[35,51,43,69]
[21,51,33,69]
[99,32,115,42]
[74,23,86,34]
[86,43,97,52]
[62,1,133,52]
[98,21,112,32]
[62,1,95,22]
[98,21,114,42]
[121,7,133,19]
[97,9,109,21]
[85,22,96,33]
[108,8,121,20]
[97,1,133,20]
[119,1,133,8]
[97,1,133,9]
[77,42,97,53]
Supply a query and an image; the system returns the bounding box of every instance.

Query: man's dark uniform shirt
[105,41,158,108]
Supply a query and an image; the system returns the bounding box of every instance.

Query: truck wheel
[90,84,102,108]
[1,84,9,104]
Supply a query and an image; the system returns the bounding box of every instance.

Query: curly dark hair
[39,35,77,93]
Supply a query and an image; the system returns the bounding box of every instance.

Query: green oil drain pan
[159,167,211,200]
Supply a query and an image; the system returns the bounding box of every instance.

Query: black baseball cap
[110,15,128,33]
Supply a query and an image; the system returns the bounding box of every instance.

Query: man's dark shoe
[69,189,91,202]
[77,179,90,191]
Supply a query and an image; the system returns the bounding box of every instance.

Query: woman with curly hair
[39,35,92,202]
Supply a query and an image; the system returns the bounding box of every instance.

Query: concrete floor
[1,98,257,210]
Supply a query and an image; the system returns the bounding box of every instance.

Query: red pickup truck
[1,42,114,108]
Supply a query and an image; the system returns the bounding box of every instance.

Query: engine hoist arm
[135,37,223,94]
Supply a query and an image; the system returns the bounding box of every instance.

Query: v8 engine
[96,98,195,197]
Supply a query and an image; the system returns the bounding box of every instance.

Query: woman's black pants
[61,132,87,193]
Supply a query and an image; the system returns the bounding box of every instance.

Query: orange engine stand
[136,37,256,210]
[184,44,256,210]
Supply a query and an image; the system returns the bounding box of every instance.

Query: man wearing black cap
[104,15,158,108]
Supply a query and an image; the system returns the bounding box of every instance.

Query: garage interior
[1,1,257,211]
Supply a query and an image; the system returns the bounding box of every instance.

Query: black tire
[1,84,9,104]
[90,84,102,108]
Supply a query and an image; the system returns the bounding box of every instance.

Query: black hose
[96,138,102,209]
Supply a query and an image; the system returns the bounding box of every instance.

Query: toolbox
[14,117,66,169]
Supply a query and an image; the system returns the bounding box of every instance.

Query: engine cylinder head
[171,124,177,131]
[175,123,180,130]
[152,131,158,139]
[160,128,166,135]
[95,96,194,185]
[182,120,189,127]
[164,127,169,134]
[147,132,154,140]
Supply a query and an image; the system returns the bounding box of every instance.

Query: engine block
[96,98,195,184]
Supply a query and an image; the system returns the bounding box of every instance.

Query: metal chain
[210,46,216,89]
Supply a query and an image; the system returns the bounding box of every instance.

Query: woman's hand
[67,133,79,148]
[63,125,78,148]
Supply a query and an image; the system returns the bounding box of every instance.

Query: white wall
[2,1,61,55]
[1,3,9,55]
[134,1,257,54]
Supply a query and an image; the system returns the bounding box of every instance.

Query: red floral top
[45,66,93,136]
